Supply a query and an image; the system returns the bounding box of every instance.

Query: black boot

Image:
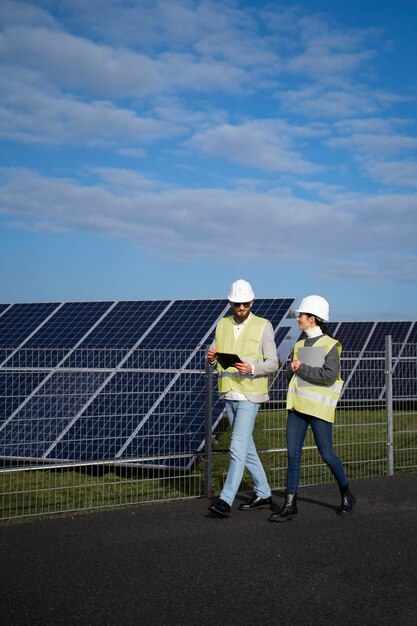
[269,492,298,522]
[338,483,356,515]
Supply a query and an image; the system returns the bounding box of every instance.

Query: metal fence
[0,339,416,523]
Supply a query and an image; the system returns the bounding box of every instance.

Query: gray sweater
[285,335,340,386]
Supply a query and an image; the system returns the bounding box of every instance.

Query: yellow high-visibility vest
[286,335,343,423]
[215,315,268,395]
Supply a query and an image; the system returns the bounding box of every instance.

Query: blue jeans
[286,410,348,493]
[220,400,271,506]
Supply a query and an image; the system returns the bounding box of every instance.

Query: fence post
[204,356,213,498]
[385,335,394,476]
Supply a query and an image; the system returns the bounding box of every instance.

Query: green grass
[0,469,204,524]
[1,409,416,524]
[208,408,417,493]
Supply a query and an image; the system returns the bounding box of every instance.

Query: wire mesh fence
[0,341,416,523]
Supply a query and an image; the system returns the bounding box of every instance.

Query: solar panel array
[0,298,295,468]
[1,300,415,469]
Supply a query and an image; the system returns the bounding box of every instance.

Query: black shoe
[208,498,231,517]
[238,495,272,510]
[337,483,356,515]
[269,492,298,522]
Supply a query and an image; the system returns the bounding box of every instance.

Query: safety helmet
[228,279,255,303]
[295,295,330,322]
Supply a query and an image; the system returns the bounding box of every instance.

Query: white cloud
[0,77,181,145]
[319,258,381,284]
[93,168,156,193]
[283,14,377,82]
[325,117,417,163]
[363,160,417,187]
[0,0,57,29]
[328,117,417,157]
[276,85,400,119]
[0,24,248,99]
[1,168,416,279]
[39,0,278,67]
[336,117,413,135]
[117,148,147,158]
[381,253,417,284]
[328,132,417,156]
[188,120,324,174]
[297,180,348,199]
[0,168,337,259]
[320,252,417,287]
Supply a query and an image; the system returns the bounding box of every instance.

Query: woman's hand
[291,359,302,373]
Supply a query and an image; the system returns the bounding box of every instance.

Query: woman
[269,295,355,522]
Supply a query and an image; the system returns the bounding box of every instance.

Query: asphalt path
[1,473,416,626]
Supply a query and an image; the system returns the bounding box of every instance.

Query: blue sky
[1,0,417,321]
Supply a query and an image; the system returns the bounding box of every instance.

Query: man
[207,279,280,517]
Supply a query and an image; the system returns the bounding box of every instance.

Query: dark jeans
[286,410,348,493]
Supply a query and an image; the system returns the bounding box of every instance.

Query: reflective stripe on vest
[286,335,343,423]
[215,315,268,395]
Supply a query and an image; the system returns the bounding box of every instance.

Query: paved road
[1,473,416,625]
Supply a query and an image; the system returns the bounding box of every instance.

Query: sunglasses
[231,301,252,308]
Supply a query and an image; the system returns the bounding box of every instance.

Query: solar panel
[333,321,375,352]
[393,359,417,397]
[0,371,110,458]
[139,299,227,348]
[66,300,172,368]
[269,365,290,403]
[124,300,228,370]
[0,304,12,317]
[340,357,386,401]
[274,325,291,345]
[0,298,295,469]
[28,301,114,347]
[120,372,208,466]
[76,300,170,348]
[0,371,49,426]
[365,321,411,353]
[251,299,295,329]
[48,371,176,461]
[7,301,115,368]
[0,302,61,365]
[404,321,417,343]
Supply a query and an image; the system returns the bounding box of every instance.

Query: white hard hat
[295,295,330,321]
[228,279,255,303]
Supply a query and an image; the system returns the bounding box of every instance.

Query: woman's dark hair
[306,314,334,338]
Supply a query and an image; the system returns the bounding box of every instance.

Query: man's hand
[207,348,217,363]
[234,360,253,375]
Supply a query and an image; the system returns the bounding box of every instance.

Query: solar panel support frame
[204,356,214,499]
[385,334,394,476]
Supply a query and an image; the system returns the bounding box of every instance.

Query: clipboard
[216,352,243,369]
[297,346,325,367]
[297,346,325,387]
